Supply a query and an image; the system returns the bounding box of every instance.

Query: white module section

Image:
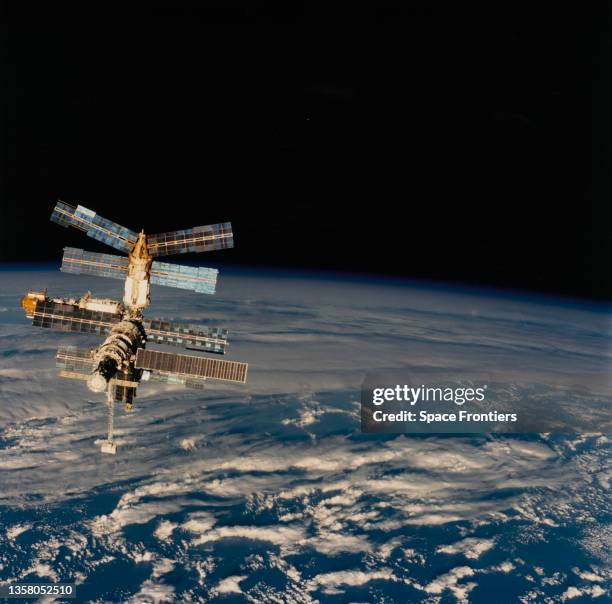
[124,276,150,309]
[123,231,152,311]
[82,299,121,314]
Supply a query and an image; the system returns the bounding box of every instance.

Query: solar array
[61,247,219,296]
[51,202,138,253]
[147,223,234,257]
[61,247,129,280]
[143,318,228,354]
[135,348,248,383]
[148,372,208,390]
[33,300,120,334]
[150,260,218,294]
[113,368,138,405]
[56,345,96,373]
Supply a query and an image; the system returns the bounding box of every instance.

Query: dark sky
[1,4,610,300]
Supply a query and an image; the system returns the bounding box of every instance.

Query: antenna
[100,384,117,455]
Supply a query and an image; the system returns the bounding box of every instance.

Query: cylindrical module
[123,231,152,311]
[87,320,145,392]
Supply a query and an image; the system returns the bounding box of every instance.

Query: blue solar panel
[147,222,233,257]
[50,201,138,253]
[61,247,129,280]
[50,201,83,230]
[56,346,96,373]
[148,372,208,389]
[32,300,119,335]
[143,318,228,354]
[150,260,218,294]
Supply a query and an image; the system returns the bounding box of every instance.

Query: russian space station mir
[21,202,248,454]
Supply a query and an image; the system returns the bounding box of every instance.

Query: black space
[1,4,610,300]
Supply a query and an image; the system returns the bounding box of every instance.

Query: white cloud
[489,560,515,573]
[561,586,583,601]
[179,438,198,451]
[307,532,371,555]
[307,568,396,592]
[180,512,216,536]
[421,566,477,603]
[154,521,177,542]
[132,551,154,563]
[573,567,605,582]
[151,558,174,579]
[375,537,403,560]
[590,586,607,598]
[22,562,59,582]
[560,583,607,601]
[215,575,247,594]
[6,524,32,541]
[282,407,323,427]
[125,580,175,603]
[437,537,496,560]
[192,524,304,548]
[91,501,184,538]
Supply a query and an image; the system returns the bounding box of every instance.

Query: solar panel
[114,368,138,404]
[150,261,218,294]
[50,201,138,253]
[50,200,83,229]
[33,300,120,335]
[148,372,208,390]
[147,222,233,257]
[143,318,228,354]
[56,346,96,373]
[135,348,248,383]
[61,247,129,281]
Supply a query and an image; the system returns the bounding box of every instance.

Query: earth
[0,265,610,603]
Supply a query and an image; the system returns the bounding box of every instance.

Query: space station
[21,201,248,454]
